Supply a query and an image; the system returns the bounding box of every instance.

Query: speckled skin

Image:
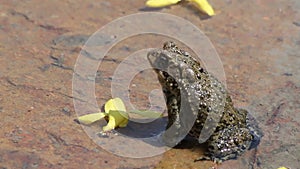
[147,41,262,162]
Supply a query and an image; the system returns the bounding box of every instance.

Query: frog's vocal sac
[147,41,262,163]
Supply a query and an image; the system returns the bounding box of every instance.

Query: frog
[147,41,262,163]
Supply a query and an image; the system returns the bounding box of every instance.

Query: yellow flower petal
[277,167,289,169]
[130,110,163,118]
[78,98,163,132]
[102,110,129,131]
[77,112,106,125]
[104,98,126,113]
[146,0,181,7]
[189,0,215,16]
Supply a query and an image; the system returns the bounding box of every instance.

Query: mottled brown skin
[147,41,262,163]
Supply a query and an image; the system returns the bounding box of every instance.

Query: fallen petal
[103,110,129,131]
[189,0,215,16]
[104,98,126,113]
[77,113,106,125]
[146,0,181,8]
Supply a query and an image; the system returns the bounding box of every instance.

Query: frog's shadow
[116,117,208,150]
[180,1,212,20]
[116,117,168,138]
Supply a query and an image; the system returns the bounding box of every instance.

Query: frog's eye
[162,71,169,77]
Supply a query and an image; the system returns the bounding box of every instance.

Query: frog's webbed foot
[194,155,223,164]
[194,155,210,162]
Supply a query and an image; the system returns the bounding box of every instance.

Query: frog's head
[147,41,183,69]
[147,42,196,83]
[147,51,174,70]
[147,49,184,84]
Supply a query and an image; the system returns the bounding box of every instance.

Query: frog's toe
[194,155,223,164]
[194,155,211,162]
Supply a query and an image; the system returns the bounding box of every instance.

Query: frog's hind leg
[204,126,253,162]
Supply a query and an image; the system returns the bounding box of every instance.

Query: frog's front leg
[196,125,253,163]
[162,96,184,147]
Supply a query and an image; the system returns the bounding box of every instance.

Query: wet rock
[283,72,293,76]
[38,64,51,72]
[52,34,90,47]
[293,21,300,27]
[62,107,71,116]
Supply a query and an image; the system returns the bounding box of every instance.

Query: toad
[147,41,262,163]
